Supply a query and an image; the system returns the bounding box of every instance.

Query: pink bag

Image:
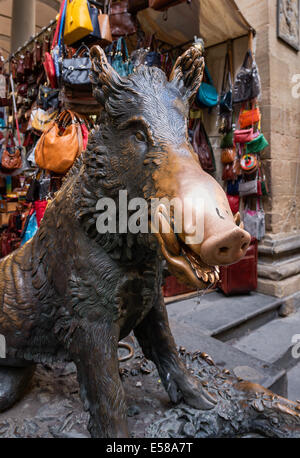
[234,128,254,145]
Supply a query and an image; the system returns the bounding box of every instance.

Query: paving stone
[233,309,300,369]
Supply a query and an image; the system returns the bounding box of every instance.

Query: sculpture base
[0,340,299,438]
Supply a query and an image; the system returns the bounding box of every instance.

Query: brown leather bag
[192,119,216,173]
[221,147,236,164]
[1,132,22,171]
[98,10,113,44]
[35,110,83,174]
[109,1,137,37]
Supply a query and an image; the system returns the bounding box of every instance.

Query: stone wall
[236,0,300,298]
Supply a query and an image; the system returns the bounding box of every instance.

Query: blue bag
[112,37,134,77]
[196,66,218,108]
[21,211,38,246]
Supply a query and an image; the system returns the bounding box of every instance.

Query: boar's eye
[134,131,147,143]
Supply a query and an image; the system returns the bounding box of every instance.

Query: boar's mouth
[151,206,219,290]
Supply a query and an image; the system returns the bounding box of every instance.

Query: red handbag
[218,237,258,295]
[234,128,254,145]
[226,194,239,214]
[43,52,57,89]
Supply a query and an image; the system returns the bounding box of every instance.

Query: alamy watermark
[292,334,300,359]
[292,74,300,99]
[95,191,205,245]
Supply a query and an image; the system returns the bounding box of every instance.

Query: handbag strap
[204,65,214,86]
[221,53,231,93]
[116,37,129,60]
[51,0,65,50]
[73,44,91,58]
[58,0,68,52]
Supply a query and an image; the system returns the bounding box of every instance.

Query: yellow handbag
[64,0,93,46]
[31,108,58,132]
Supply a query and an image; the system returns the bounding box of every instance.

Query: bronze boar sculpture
[1,45,298,438]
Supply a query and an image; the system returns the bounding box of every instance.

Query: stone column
[11,0,36,53]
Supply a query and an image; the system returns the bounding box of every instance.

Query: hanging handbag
[112,37,134,77]
[98,8,112,44]
[109,1,137,37]
[196,66,218,108]
[243,198,265,241]
[21,211,38,246]
[86,2,101,41]
[234,127,254,145]
[245,133,269,154]
[220,129,234,148]
[143,34,162,68]
[227,179,240,196]
[239,106,260,129]
[221,147,236,164]
[222,163,237,181]
[240,153,258,174]
[62,44,92,90]
[233,50,261,103]
[227,194,239,215]
[64,0,94,45]
[192,119,216,174]
[1,132,22,172]
[37,86,60,111]
[35,110,83,174]
[239,172,261,197]
[30,108,58,133]
[219,53,232,114]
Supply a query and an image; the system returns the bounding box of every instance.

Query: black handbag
[37,86,60,111]
[62,45,92,90]
[233,50,261,103]
[220,53,232,114]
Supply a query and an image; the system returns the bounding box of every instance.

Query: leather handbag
[245,133,269,154]
[87,2,101,40]
[149,0,187,11]
[143,34,162,68]
[112,37,134,77]
[221,147,236,164]
[109,1,137,37]
[62,45,92,90]
[220,53,232,114]
[239,174,260,197]
[233,50,261,103]
[98,10,112,44]
[192,119,216,173]
[227,194,239,215]
[218,237,258,295]
[37,86,60,111]
[239,106,260,129]
[196,66,218,108]
[1,132,22,172]
[64,0,94,45]
[234,127,254,145]
[220,129,234,148]
[240,153,258,174]
[227,179,240,196]
[243,199,265,240]
[43,51,57,89]
[35,110,83,174]
[31,108,58,133]
[222,163,237,181]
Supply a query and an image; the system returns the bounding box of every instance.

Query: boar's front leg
[69,320,128,438]
[134,293,217,410]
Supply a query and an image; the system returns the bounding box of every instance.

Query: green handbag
[246,133,269,154]
[112,37,134,77]
[220,129,234,148]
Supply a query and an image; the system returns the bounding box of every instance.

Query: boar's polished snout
[200,226,251,266]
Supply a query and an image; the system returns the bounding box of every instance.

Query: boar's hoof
[183,383,217,411]
[0,365,35,412]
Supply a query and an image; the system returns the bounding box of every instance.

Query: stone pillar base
[258,232,300,298]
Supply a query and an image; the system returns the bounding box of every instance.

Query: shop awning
[138,0,253,48]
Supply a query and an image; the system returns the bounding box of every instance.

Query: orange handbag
[239,106,260,129]
[221,147,236,164]
[35,110,83,174]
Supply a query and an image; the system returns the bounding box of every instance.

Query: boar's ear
[169,46,205,104]
[90,45,126,106]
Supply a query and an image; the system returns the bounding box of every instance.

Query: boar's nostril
[219,246,229,254]
[241,242,248,251]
